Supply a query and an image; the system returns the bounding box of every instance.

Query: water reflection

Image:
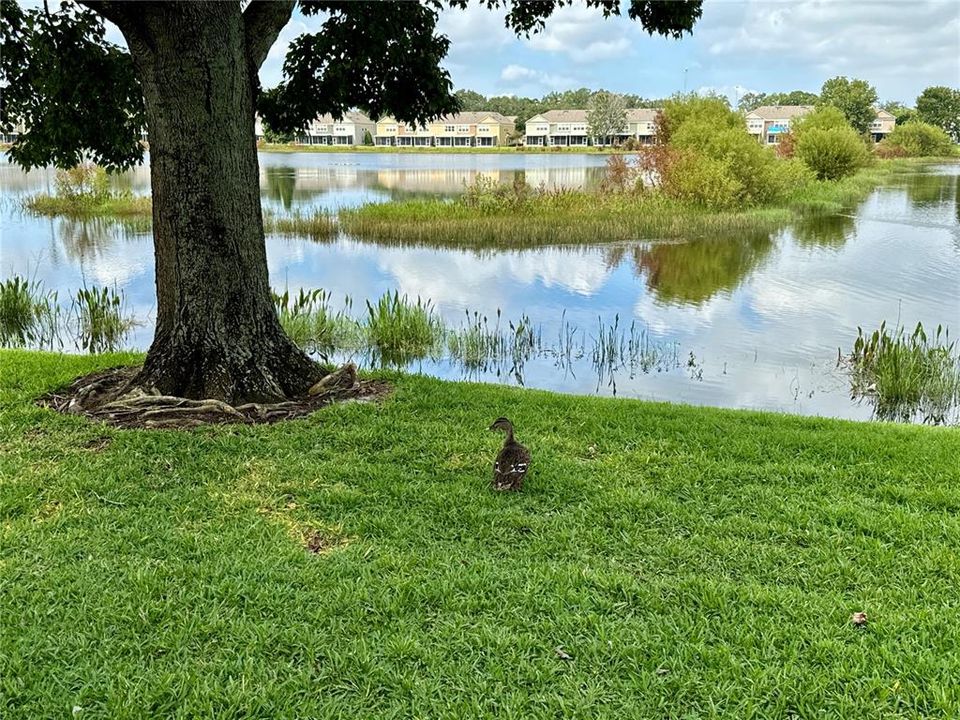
[2,152,958,422]
[629,232,776,306]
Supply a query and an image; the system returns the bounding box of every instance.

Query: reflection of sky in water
[2,152,959,421]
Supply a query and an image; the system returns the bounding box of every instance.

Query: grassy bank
[339,160,917,247]
[2,350,960,718]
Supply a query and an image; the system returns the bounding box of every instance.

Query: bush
[879,121,954,157]
[659,150,743,209]
[54,163,111,203]
[655,94,739,145]
[792,107,870,181]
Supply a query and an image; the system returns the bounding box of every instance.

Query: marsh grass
[272,288,362,358]
[0,276,61,349]
[340,191,791,248]
[71,285,137,353]
[842,321,960,424]
[264,210,338,240]
[591,314,681,383]
[365,291,445,365]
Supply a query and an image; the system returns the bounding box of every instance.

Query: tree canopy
[818,76,878,135]
[586,91,628,143]
[1,0,705,167]
[915,86,960,143]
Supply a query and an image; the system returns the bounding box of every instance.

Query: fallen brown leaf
[554,646,573,661]
[851,611,868,627]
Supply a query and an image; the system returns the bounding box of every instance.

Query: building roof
[314,111,374,124]
[626,108,659,122]
[747,105,815,121]
[435,111,513,124]
[539,109,589,123]
[874,109,896,119]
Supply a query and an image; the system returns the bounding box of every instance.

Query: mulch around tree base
[37,365,391,430]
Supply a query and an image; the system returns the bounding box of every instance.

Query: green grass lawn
[2,350,959,719]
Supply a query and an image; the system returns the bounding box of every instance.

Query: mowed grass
[2,350,960,719]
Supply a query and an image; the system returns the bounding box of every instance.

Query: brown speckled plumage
[489,417,530,491]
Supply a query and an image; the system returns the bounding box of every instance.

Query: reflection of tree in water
[263,166,297,210]
[904,173,956,207]
[631,231,775,306]
[791,212,857,248]
[57,216,149,263]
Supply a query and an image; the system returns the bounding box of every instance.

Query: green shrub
[879,121,954,157]
[793,108,871,180]
[659,150,743,209]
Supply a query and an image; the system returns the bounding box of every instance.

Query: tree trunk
[119,4,320,404]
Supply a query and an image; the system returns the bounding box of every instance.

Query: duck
[489,416,531,491]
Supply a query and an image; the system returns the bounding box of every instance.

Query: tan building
[375,111,514,147]
[429,112,515,147]
[869,109,896,142]
[624,108,658,145]
[745,105,814,145]
[374,117,433,147]
[746,105,896,144]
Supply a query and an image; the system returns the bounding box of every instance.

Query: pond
[1,151,958,422]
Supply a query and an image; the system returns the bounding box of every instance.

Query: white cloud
[527,5,637,63]
[499,64,578,91]
[702,0,960,100]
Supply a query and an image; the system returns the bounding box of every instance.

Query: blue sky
[259,0,959,106]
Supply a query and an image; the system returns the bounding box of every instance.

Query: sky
[258,0,960,106]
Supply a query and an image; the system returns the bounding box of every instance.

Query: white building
[296,111,375,146]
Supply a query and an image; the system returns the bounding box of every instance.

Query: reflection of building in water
[523,166,599,190]
[375,168,510,194]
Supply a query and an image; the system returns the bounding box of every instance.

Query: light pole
[682,68,689,94]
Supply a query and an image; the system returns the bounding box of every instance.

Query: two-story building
[428,112,515,147]
[374,117,434,147]
[524,110,590,147]
[746,105,897,144]
[745,105,814,145]
[296,111,375,146]
[525,108,659,146]
[868,109,896,142]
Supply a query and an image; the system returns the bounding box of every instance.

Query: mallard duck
[489,416,530,491]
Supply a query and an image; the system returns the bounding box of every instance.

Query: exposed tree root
[39,364,389,430]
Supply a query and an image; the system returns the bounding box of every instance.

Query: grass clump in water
[0,276,62,349]
[841,321,960,424]
[25,164,152,218]
[365,290,444,365]
[273,288,362,359]
[71,285,137,353]
[264,210,338,240]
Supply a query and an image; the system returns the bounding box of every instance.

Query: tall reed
[71,285,137,353]
[365,291,444,365]
[0,276,61,349]
[842,321,960,424]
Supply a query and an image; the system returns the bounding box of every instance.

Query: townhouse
[524,110,590,147]
[296,111,375,146]
[374,112,516,147]
[524,108,659,147]
[868,109,896,142]
[745,105,814,145]
[746,105,896,144]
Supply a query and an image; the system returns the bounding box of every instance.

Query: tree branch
[244,0,296,70]
[76,1,133,29]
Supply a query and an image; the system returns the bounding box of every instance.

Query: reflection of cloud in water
[361,242,614,304]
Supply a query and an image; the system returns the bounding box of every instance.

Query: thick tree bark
[112,4,320,403]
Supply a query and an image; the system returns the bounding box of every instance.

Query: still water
[1,152,958,421]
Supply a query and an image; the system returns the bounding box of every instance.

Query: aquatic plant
[71,285,137,353]
[25,164,152,218]
[0,276,61,349]
[842,321,960,424]
[365,291,444,366]
[263,210,338,240]
[273,288,362,359]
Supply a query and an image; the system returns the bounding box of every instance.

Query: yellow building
[376,111,516,147]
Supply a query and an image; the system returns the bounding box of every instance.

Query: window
[444,125,455,132]
[457,125,470,133]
